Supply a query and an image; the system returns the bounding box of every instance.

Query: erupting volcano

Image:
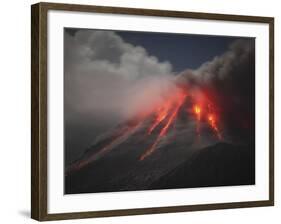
[67,84,224,174]
[65,80,254,195]
[64,29,255,194]
[140,86,223,160]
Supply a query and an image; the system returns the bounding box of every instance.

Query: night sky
[117,31,240,72]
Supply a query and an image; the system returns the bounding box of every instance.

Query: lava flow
[66,120,143,175]
[67,85,224,173]
[207,113,222,140]
[140,91,187,161]
[193,104,202,140]
[147,101,172,135]
[139,86,223,160]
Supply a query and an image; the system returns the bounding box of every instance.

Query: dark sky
[116,31,240,72]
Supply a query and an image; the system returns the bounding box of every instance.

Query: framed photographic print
[31,2,274,221]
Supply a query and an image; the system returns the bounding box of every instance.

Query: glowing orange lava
[147,101,172,134]
[159,94,186,137]
[207,113,222,140]
[68,86,225,172]
[66,121,143,174]
[139,88,224,161]
[193,104,202,140]
[139,136,161,161]
[193,105,201,120]
[140,92,187,160]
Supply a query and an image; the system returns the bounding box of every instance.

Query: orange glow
[193,104,202,140]
[147,101,172,134]
[139,136,161,161]
[140,92,187,160]
[159,94,186,137]
[67,86,225,171]
[140,89,224,161]
[194,105,201,117]
[66,121,143,174]
[207,113,222,140]
[208,114,214,122]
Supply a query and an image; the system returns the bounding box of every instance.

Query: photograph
[64,28,256,194]
[0,0,277,222]
[30,2,274,221]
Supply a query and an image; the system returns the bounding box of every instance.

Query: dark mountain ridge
[150,142,255,190]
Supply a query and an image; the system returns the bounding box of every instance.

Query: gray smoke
[64,29,177,164]
[178,39,255,140]
[64,29,255,164]
[177,39,254,86]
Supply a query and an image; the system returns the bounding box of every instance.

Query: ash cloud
[178,39,254,84]
[178,39,255,141]
[64,28,255,164]
[64,29,176,164]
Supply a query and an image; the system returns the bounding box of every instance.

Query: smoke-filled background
[65,29,174,165]
[64,29,254,166]
[64,28,255,194]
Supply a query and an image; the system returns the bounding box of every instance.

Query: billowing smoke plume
[64,30,176,121]
[64,30,177,164]
[177,39,255,141]
[65,29,255,164]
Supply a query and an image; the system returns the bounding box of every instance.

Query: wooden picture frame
[31,2,274,221]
